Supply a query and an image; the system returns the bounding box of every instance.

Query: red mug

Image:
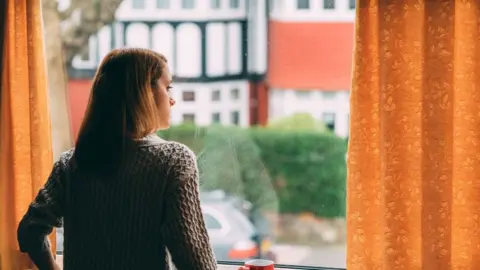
[244,259,275,270]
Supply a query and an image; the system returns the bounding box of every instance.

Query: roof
[267,21,355,91]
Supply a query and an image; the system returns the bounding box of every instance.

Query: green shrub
[158,124,347,218]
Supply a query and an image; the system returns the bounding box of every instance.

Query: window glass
[230,0,240,9]
[324,0,335,9]
[230,88,240,100]
[210,0,221,9]
[47,0,350,268]
[182,0,195,9]
[132,0,146,9]
[231,111,240,125]
[182,113,196,123]
[182,91,195,101]
[349,0,356,9]
[157,0,170,9]
[212,112,221,123]
[212,89,221,101]
[296,0,310,10]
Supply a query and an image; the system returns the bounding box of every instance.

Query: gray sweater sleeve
[160,142,217,270]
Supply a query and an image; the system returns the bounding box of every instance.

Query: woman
[17,48,245,270]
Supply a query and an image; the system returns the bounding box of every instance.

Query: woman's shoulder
[148,141,195,160]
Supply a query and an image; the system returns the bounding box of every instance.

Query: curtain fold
[0,0,54,269]
[347,0,480,269]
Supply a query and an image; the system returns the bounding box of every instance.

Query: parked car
[201,190,277,262]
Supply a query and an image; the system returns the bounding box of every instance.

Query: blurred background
[44,0,353,268]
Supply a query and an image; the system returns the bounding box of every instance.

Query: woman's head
[74,48,175,175]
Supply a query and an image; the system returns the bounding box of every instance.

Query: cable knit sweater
[17,134,217,270]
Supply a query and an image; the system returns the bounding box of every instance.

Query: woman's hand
[238,267,249,270]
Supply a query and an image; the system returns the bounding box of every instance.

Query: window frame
[229,0,240,9]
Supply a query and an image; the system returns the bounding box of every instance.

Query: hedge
[158,124,347,218]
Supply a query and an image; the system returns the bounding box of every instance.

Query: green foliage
[267,113,329,132]
[158,124,347,218]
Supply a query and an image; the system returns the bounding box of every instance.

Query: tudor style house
[67,0,354,139]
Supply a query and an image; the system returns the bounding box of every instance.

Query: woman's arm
[160,143,217,270]
[17,152,70,270]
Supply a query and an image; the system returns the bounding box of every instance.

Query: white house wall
[268,89,350,137]
[170,81,250,127]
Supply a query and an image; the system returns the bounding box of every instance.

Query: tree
[267,113,330,132]
[42,0,123,159]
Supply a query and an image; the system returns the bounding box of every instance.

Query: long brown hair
[74,48,167,176]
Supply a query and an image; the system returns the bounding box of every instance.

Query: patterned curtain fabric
[347,1,480,269]
[0,0,54,269]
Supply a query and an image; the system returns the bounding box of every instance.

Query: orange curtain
[0,0,54,269]
[347,0,480,269]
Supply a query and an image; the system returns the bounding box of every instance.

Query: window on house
[322,112,336,131]
[182,0,195,9]
[182,91,195,101]
[157,0,170,9]
[230,0,240,9]
[349,0,355,9]
[212,112,221,123]
[324,0,335,9]
[296,0,310,10]
[132,0,146,9]
[210,0,221,9]
[296,90,311,99]
[231,111,240,125]
[182,113,196,123]
[212,90,221,101]
[322,91,336,100]
[230,88,240,100]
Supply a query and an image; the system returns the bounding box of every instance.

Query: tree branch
[60,0,124,67]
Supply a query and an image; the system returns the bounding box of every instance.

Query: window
[231,111,240,125]
[182,0,195,9]
[182,113,195,123]
[210,0,221,9]
[322,112,336,131]
[230,88,240,100]
[230,0,240,9]
[296,0,310,9]
[132,0,146,9]
[296,90,311,99]
[182,91,195,101]
[157,0,170,9]
[322,91,336,100]
[212,89,221,101]
[212,112,221,123]
[203,213,223,230]
[324,0,335,9]
[349,0,355,9]
[42,0,352,267]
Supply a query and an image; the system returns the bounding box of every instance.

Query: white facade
[170,81,250,127]
[269,0,355,22]
[268,89,350,138]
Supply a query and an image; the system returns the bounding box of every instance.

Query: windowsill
[55,256,345,270]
